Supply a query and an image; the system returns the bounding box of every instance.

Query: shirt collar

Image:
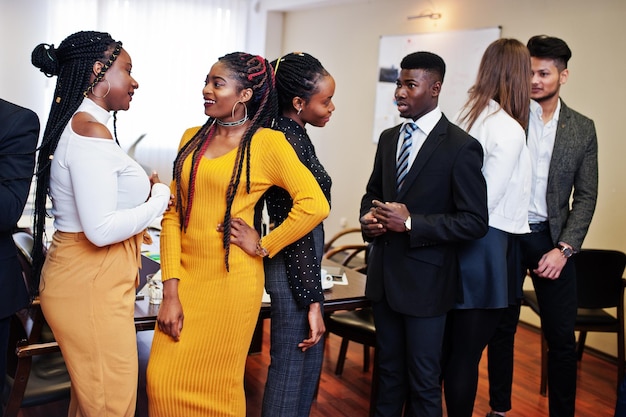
[530,98,561,123]
[403,106,442,136]
[80,97,112,125]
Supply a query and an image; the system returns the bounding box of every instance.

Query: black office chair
[323,228,368,272]
[325,306,375,375]
[2,232,70,417]
[323,227,362,253]
[523,248,626,396]
[323,229,372,373]
[323,232,376,416]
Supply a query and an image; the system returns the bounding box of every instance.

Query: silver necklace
[215,116,248,127]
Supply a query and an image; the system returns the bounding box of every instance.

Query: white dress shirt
[527,98,561,224]
[456,99,531,234]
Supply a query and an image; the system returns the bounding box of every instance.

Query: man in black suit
[0,98,39,393]
[360,52,488,417]
[486,36,598,417]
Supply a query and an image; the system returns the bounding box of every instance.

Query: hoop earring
[90,79,111,99]
[217,101,249,127]
[231,100,248,120]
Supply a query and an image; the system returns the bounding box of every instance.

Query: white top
[527,98,561,224]
[398,106,442,169]
[456,99,531,234]
[49,98,170,247]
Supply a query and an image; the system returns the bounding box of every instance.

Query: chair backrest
[12,231,34,265]
[3,302,70,417]
[324,244,369,270]
[323,227,363,254]
[12,232,34,293]
[575,249,626,309]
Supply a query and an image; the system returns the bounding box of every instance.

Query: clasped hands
[360,199,409,238]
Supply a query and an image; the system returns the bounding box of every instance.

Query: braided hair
[171,52,278,271]
[30,31,122,295]
[270,52,329,112]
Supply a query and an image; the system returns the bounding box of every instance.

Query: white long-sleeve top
[456,99,531,234]
[49,98,169,247]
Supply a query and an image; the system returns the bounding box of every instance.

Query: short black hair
[400,51,446,82]
[527,35,572,70]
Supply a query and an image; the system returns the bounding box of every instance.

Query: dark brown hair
[458,38,531,131]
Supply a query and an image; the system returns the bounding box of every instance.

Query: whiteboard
[372,27,501,142]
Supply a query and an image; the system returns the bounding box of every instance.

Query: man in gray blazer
[486,36,598,417]
[360,51,488,417]
[0,98,39,394]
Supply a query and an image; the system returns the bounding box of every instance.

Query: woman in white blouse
[441,38,532,417]
[31,31,170,417]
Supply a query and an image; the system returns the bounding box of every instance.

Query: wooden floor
[18,320,618,417]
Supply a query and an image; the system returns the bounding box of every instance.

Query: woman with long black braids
[31,31,170,417]
[146,52,329,417]
[257,52,335,417]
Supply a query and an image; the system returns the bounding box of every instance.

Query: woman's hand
[148,171,175,210]
[149,171,162,187]
[217,217,260,256]
[298,302,325,351]
[156,279,184,341]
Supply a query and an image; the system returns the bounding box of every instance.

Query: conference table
[133,255,370,338]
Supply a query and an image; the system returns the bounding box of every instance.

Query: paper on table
[260,267,350,304]
[323,265,349,285]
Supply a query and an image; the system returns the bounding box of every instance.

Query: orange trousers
[40,231,141,417]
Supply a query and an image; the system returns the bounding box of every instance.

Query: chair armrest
[323,227,362,253]
[16,341,61,358]
[324,244,367,259]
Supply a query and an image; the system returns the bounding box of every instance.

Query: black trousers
[443,308,504,417]
[372,298,447,417]
[487,229,577,417]
[0,315,11,395]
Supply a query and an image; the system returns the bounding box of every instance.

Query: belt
[529,222,549,233]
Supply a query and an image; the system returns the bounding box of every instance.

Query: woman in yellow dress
[146,52,330,417]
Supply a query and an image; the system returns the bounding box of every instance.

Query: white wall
[274,0,626,357]
[1,0,249,186]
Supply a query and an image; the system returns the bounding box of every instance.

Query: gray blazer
[547,100,598,250]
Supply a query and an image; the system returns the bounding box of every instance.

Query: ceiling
[258,0,370,12]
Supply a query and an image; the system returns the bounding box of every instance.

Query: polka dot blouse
[264,116,332,307]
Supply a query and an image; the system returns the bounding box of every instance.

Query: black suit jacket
[360,114,488,317]
[0,99,39,318]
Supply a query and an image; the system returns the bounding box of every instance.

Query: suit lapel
[396,115,447,200]
[383,125,402,199]
[549,101,573,180]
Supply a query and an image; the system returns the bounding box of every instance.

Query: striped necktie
[396,122,417,191]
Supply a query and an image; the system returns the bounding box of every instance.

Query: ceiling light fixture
[408,12,442,20]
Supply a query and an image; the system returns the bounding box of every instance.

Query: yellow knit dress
[146,127,329,417]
